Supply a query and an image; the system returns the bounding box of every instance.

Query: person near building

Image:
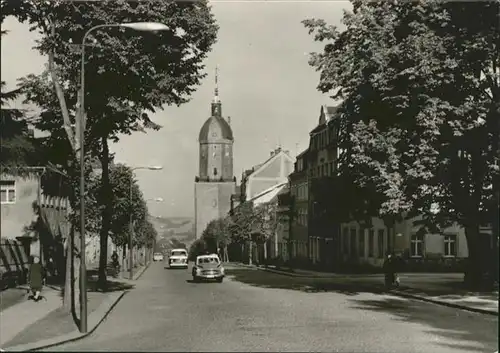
[28,255,44,302]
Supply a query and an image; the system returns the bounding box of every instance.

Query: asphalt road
[46,262,498,352]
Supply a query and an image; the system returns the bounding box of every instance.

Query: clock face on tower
[212,132,217,138]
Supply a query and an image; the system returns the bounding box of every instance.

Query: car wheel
[216,277,223,283]
[192,276,199,282]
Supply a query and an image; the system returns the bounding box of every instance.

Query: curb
[4,290,129,351]
[390,290,499,316]
[238,263,499,317]
[133,262,150,281]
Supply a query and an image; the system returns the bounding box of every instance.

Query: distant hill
[149,216,195,253]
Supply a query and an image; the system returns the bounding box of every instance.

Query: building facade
[239,147,295,202]
[194,71,236,239]
[1,171,71,284]
[288,149,309,263]
[307,105,341,269]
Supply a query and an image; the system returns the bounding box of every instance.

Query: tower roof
[198,66,233,142]
[198,116,233,142]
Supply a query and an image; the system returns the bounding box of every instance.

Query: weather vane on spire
[214,65,219,101]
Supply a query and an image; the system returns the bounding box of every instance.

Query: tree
[0,25,36,169]
[201,217,232,261]
[228,201,282,264]
[3,0,218,289]
[304,0,499,288]
[107,164,147,250]
[188,238,207,262]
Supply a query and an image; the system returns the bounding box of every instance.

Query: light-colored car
[153,253,164,262]
[168,248,188,269]
[192,254,225,282]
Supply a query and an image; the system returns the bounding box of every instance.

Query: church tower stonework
[194,68,236,239]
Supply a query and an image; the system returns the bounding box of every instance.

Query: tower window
[213,168,218,176]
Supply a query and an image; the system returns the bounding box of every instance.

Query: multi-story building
[229,148,294,264]
[1,169,71,284]
[288,149,309,264]
[276,184,292,261]
[239,147,294,202]
[307,105,341,269]
[194,70,236,239]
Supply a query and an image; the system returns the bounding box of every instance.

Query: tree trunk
[224,245,229,262]
[97,137,111,289]
[122,244,126,275]
[63,225,73,311]
[63,225,81,319]
[248,240,253,265]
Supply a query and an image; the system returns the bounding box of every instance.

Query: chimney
[270,151,275,157]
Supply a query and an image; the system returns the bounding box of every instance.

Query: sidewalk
[230,263,499,316]
[0,263,150,351]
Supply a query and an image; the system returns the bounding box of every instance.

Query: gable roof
[251,182,288,207]
[247,148,294,180]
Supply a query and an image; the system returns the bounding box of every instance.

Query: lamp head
[120,22,169,32]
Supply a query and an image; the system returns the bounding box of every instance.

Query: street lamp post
[79,21,168,334]
[128,166,163,280]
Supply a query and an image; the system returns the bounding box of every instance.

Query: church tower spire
[211,65,222,117]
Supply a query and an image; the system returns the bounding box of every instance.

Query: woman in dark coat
[28,256,44,301]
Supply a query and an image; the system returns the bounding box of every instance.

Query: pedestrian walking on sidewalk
[28,255,44,302]
[383,254,399,289]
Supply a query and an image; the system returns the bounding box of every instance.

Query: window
[411,234,424,257]
[444,234,457,257]
[350,228,357,256]
[213,168,218,176]
[377,229,385,258]
[358,229,365,258]
[368,229,374,257]
[0,180,16,204]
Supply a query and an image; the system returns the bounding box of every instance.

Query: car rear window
[171,251,187,256]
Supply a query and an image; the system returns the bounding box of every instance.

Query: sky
[1,0,350,218]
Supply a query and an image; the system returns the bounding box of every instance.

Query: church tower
[194,67,236,239]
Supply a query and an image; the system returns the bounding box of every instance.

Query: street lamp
[143,198,164,263]
[128,166,163,280]
[79,22,168,334]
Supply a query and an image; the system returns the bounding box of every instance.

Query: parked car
[168,248,188,269]
[192,254,225,282]
[153,253,164,262]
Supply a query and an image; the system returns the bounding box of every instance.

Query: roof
[198,116,233,142]
[251,182,287,207]
[296,148,309,159]
[197,254,220,259]
[310,105,339,135]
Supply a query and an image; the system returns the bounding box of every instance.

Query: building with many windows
[307,105,341,269]
[288,149,310,263]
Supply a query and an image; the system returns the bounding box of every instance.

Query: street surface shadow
[349,296,498,352]
[185,279,222,284]
[87,278,134,292]
[226,268,386,296]
[394,281,499,302]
